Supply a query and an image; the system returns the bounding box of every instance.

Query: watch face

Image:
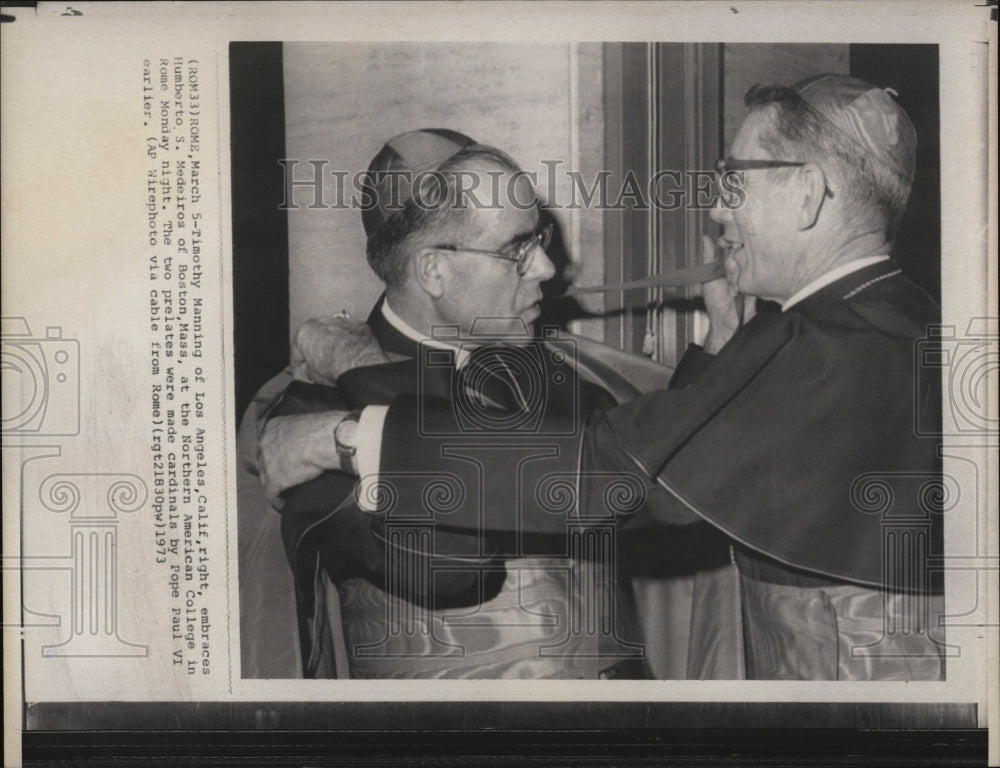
[334,414,360,476]
[335,412,361,454]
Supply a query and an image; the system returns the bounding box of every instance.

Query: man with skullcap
[240,129,656,678]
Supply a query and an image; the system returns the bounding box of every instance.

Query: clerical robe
[376,259,946,679]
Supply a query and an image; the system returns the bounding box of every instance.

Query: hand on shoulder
[291,314,389,386]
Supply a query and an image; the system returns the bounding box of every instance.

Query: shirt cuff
[356,405,388,511]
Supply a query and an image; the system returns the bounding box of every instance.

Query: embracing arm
[268,234,756,532]
[254,314,389,506]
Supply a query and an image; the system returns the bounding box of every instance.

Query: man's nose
[709,201,731,224]
[524,246,557,282]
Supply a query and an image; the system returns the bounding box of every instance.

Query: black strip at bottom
[21,702,984,766]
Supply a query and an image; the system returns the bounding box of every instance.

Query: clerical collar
[381,298,473,367]
[782,255,889,312]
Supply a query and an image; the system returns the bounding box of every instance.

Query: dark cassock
[377,258,947,680]
[237,294,681,678]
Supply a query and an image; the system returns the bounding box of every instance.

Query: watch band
[333,409,362,475]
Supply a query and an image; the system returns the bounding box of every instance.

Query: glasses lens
[517,225,554,275]
[509,225,543,275]
[515,249,532,275]
[539,223,553,251]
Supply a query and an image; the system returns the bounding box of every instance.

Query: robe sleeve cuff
[356,405,388,511]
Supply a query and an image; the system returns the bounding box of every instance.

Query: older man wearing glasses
[262,75,947,681]
[239,128,658,679]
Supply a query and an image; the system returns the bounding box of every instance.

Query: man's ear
[797,163,827,231]
[413,247,446,299]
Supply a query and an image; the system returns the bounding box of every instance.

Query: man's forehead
[453,158,535,204]
[445,165,538,241]
[460,192,538,243]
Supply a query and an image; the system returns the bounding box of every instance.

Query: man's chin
[521,305,541,324]
[467,314,535,339]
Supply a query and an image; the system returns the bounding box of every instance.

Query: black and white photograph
[235,40,949,683]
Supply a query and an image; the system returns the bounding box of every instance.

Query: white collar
[782,255,890,312]
[383,299,535,412]
[381,298,473,367]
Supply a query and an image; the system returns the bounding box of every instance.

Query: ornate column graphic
[537,472,646,661]
[354,475,461,659]
[1,445,63,630]
[849,471,953,659]
[38,474,148,657]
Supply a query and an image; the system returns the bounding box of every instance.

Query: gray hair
[744,84,911,234]
[366,145,523,286]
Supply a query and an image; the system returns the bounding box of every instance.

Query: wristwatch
[333,409,362,475]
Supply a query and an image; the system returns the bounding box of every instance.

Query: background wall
[722,44,849,147]
[282,42,605,337]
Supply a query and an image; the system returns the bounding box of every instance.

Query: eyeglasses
[716,157,806,174]
[715,158,808,208]
[434,223,553,277]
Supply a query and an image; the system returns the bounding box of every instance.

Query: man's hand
[291,315,390,386]
[699,234,757,354]
[258,410,349,507]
